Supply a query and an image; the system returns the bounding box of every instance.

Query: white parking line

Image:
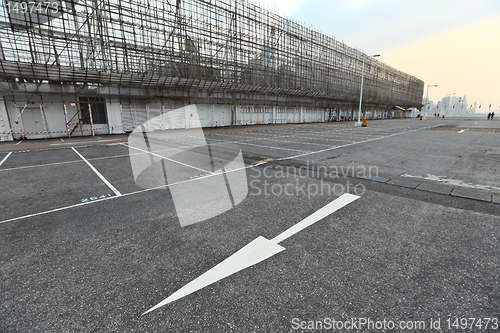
[0,163,256,225]
[0,124,440,225]
[239,141,306,152]
[50,139,123,146]
[0,141,242,172]
[0,152,12,166]
[124,143,211,174]
[72,147,122,196]
[278,124,441,161]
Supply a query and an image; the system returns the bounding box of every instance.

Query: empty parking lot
[1,118,499,332]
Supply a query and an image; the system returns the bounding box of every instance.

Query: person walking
[487,112,491,120]
[492,112,495,120]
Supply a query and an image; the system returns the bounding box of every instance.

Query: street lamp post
[423,84,437,118]
[355,54,380,127]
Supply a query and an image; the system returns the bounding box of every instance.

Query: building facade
[0,0,424,141]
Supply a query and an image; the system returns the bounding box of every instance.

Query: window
[79,97,107,124]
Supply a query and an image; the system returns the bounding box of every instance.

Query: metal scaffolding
[0,0,423,108]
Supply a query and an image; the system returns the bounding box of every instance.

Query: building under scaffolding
[0,0,424,140]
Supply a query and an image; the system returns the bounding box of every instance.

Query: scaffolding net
[0,0,423,107]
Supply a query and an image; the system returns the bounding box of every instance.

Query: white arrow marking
[271,193,359,244]
[143,193,359,315]
[143,236,285,315]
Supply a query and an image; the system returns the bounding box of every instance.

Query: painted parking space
[253,139,330,152]
[64,143,131,160]
[0,165,114,222]
[0,148,82,170]
[70,154,143,195]
[0,149,125,222]
[0,120,462,226]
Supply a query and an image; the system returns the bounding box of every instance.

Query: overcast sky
[250,0,500,112]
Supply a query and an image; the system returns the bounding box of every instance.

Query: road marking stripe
[50,138,123,146]
[0,158,263,225]
[72,147,122,196]
[123,143,211,174]
[0,141,239,172]
[278,124,441,161]
[0,164,255,225]
[0,124,438,225]
[0,152,12,166]
[0,125,422,172]
[239,141,306,152]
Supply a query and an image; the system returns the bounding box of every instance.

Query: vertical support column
[272,106,276,124]
[160,101,165,131]
[10,101,25,139]
[0,103,6,141]
[212,104,215,127]
[39,102,48,139]
[61,91,70,138]
[120,102,125,132]
[88,103,95,136]
[0,101,12,141]
[187,103,191,129]
[300,107,304,123]
[232,105,236,126]
[222,104,225,127]
[63,103,71,138]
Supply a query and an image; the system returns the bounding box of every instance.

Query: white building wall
[1,94,124,140]
[106,100,125,134]
[43,98,69,137]
[196,104,212,127]
[1,96,398,141]
[0,100,13,142]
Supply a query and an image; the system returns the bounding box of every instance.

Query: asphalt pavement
[1,117,499,332]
